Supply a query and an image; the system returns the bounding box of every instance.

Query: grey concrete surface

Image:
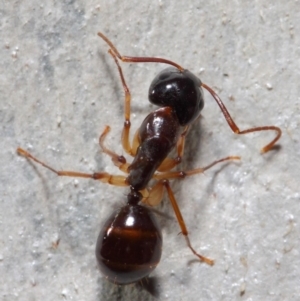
[1,1,299,301]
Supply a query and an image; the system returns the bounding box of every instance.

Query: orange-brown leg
[98,31,188,158]
[130,129,141,157]
[106,49,134,156]
[147,156,239,203]
[141,179,213,264]
[154,156,240,180]
[142,156,241,264]
[164,180,214,265]
[202,83,282,153]
[98,32,281,153]
[157,125,189,172]
[99,125,130,173]
[142,180,165,206]
[17,148,128,187]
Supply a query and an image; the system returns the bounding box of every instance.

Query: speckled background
[1,1,299,301]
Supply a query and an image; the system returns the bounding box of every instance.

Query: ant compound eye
[148,68,204,126]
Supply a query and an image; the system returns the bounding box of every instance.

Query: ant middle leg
[146,156,239,204]
[154,156,240,180]
[17,148,128,187]
[144,156,240,264]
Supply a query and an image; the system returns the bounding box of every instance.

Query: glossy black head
[148,67,204,126]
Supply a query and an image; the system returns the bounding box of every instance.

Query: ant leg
[17,148,128,186]
[157,125,189,172]
[106,48,135,156]
[202,83,282,153]
[98,31,188,158]
[131,129,140,157]
[141,179,213,264]
[154,156,240,180]
[99,125,130,173]
[98,32,185,71]
[142,180,165,206]
[146,157,239,263]
[163,180,214,265]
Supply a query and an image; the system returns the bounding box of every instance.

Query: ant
[17,32,282,285]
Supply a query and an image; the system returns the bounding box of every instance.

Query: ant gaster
[17,32,281,285]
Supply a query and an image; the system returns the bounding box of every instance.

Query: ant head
[148,67,204,126]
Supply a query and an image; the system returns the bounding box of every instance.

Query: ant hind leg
[163,180,214,265]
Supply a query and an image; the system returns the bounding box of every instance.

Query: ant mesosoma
[17,32,282,285]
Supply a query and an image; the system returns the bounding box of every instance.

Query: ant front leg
[17,148,128,187]
[99,125,130,174]
[202,83,282,153]
[157,125,190,172]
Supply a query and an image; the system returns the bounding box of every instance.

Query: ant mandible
[17,32,282,285]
